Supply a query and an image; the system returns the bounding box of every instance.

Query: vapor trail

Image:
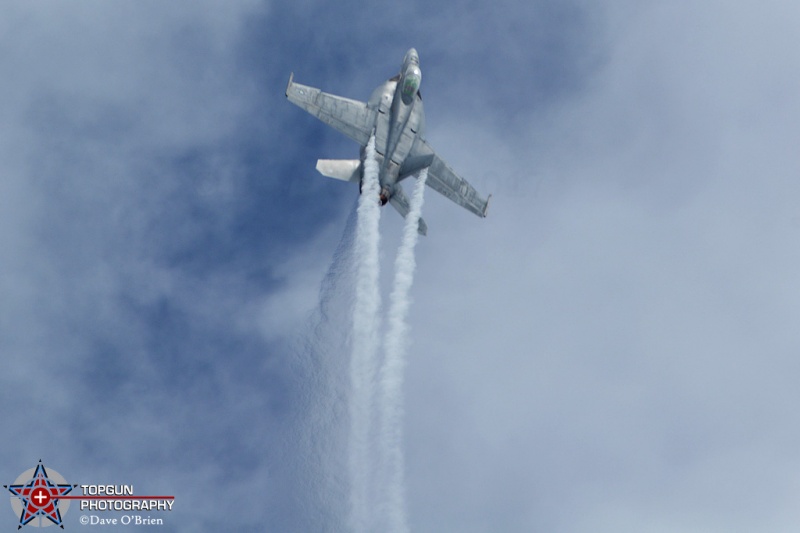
[288,206,356,532]
[377,169,428,533]
[348,133,382,533]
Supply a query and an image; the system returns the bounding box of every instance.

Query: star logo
[5,461,76,529]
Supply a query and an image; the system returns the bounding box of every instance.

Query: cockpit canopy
[401,66,421,105]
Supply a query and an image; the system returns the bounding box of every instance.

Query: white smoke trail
[287,206,356,532]
[377,169,428,533]
[348,134,382,533]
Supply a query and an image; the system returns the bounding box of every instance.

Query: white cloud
[3,0,800,530]
[394,3,800,531]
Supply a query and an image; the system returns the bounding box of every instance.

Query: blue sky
[2,1,800,531]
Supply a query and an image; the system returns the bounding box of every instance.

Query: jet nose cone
[404,48,419,64]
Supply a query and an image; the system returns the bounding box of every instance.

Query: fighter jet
[286,48,490,235]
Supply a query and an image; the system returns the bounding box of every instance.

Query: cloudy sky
[2,1,800,531]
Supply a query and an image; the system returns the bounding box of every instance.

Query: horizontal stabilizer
[389,184,428,236]
[316,159,361,182]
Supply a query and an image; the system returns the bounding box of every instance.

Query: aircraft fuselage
[360,48,431,204]
[285,47,490,235]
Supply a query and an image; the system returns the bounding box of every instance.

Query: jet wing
[412,139,490,218]
[286,73,376,146]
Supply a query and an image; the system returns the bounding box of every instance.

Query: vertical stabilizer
[389,184,428,236]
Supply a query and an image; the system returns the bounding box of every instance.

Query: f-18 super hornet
[286,48,490,235]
